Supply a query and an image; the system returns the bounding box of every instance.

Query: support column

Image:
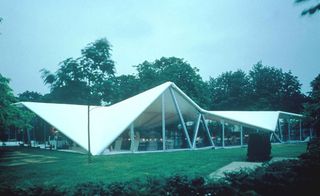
[310,128,312,139]
[170,88,192,148]
[288,119,291,141]
[201,114,215,147]
[240,125,243,147]
[192,114,201,148]
[43,118,46,147]
[15,127,17,142]
[299,119,302,141]
[221,121,225,148]
[278,119,283,141]
[162,93,166,151]
[27,129,31,146]
[270,133,273,142]
[273,133,282,143]
[87,105,91,161]
[130,123,135,152]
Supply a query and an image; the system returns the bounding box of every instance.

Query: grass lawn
[0,143,307,189]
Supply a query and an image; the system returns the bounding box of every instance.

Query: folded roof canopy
[18,81,303,155]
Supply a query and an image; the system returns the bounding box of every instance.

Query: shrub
[247,132,271,162]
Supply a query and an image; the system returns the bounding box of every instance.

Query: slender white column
[169,88,192,148]
[288,119,291,141]
[273,133,282,143]
[192,114,201,148]
[278,119,283,141]
[221,121,225,148]
[130,123,135,152]
[162,93,166,150]
[240,125,243,147]
[310,128,312,139]
[201,115,215,147]
[299,119,302,141]
[270,133,273,142]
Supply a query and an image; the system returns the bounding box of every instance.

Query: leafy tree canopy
[0,74,34,137]
[208,62,305,112]
[249,62,305,112]
[208,70,251,110]
[135,57,209,107]
[296,0,320,15]
[304,74,320,132]
[41,38,115,105]
[111,75,141,103]
[18,91,43,102]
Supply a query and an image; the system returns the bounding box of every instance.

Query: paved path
[208,157,298,180]
[208,161,262,180]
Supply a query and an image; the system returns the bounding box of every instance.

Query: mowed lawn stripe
[0,143,307,189]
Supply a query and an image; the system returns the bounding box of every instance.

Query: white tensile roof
[20,82,171,155]
[18,81,303,155]
[207,111,302,132]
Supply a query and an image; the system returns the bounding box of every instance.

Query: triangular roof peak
[108,81,173,108]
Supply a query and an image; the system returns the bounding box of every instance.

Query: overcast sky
[0,0,319,95]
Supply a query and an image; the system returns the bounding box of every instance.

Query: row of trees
[209,63,305,112]
[1,38,319,135]
[19,39,306,113]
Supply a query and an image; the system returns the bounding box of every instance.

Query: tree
[279,71,306,112]
[135,57,209,107]
[249,62,283,110]
[207,62,305,112]
[0,74,34,142]
[41,58,89,104]
[41,38,115,105]
[249,62,304,112]
[208,70,251,110]
[296,0,320,15]
[18,91,43,102]
[304,73,320,134]
[111,74,141,103]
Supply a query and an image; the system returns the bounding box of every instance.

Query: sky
[0,0,319,95]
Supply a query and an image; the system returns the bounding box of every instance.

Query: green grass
[0,143,307,189]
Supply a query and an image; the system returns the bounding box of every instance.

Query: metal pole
[270,133,273,142]
[273,133,282,143]
[278,119,283,141]
[201,114,215,147]
[43,119,46,147]
[240,125,243,147]
[87,105,91,163]
[299,119,302,141]
[221,121,225,148]
[130,123,134,152]
[27,129,31,146]
[169,88,192,148]
[192,114,201,148]
[288,119,291,142]
[162,93,166,151]
[310,128,312,139]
